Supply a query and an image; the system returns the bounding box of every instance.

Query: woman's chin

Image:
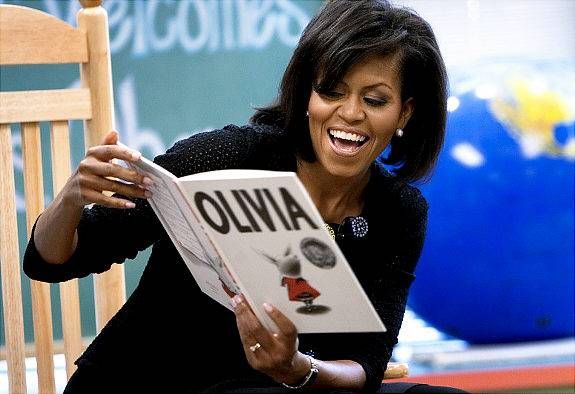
[321,160,369,181]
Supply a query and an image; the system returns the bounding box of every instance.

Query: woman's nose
[337,96,365,123]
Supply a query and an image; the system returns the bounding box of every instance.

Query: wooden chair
[0,1,407,392]
[385,361,409,380]
[0,1,125,392]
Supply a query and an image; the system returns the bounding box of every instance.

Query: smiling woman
[305,53,413,185]
[24,0,465,393]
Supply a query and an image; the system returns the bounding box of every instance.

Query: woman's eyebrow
[364,82,393,91]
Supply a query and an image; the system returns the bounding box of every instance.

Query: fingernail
[263,303,274,313]
[233,295,243,306]
[144,191,153,198]
[230,297,237,309]
[142,177,154,187]
[131,151,141,161]
[125,201,136,208]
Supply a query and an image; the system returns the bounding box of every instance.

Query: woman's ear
[399,97,415,129]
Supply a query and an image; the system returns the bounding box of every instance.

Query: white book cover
[124,149,386,334]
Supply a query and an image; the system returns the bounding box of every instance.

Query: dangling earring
[306,111,309,117]
[395,128,403,137]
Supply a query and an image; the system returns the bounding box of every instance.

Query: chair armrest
[384,362,409,379]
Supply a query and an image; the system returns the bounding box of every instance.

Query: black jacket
[24,124,428,393]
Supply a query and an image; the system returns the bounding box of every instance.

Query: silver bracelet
[281,355,319,390]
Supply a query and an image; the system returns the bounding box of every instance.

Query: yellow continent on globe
[489,79,575,159]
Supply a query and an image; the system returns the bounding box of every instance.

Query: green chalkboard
[0,0,323,346]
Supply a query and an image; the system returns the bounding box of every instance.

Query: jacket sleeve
[23,125,258,283]
[23,194,163,283]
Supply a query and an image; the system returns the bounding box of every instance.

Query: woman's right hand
[64,130,153,209]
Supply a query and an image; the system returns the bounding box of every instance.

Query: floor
[391,311,575,393]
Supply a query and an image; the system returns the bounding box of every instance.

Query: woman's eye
[364,97,386,106]
[320,90,344,99]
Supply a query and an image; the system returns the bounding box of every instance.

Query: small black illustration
[300,237,336,269]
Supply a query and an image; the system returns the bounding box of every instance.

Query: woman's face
[307,54,413,179]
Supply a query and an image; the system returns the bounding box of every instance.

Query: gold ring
[249,342,262,352]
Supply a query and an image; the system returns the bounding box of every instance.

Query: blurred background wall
[1,0,573,354]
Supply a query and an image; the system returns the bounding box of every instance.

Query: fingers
[101,130,119,145]
[86,143,141,163]
[67,132,154,209]
[233,296,303,383]
[80,158,147,186]
[82,188,137,209]
[233,296,298,348]
[79,172,150,200]
[233,295,275,353]
[263,303,298,340]
[77,157,152,200]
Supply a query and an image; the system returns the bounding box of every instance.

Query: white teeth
[329,129,366,142]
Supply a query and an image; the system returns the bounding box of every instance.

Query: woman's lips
[327,128,369,156]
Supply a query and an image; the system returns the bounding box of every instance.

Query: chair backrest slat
[21,122,58,394]
[51,120,84,379]
[0,5,88,65]
[21,122,44,231]
[29,280,56,394]
[0,123,27,394]
[77,5,127,331]
[59,280,83,379]
[0,89,93,124]
[50,120,74,193]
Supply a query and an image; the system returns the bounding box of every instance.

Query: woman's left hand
[232,294,311,384]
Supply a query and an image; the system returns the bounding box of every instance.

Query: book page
[125,154,237,309]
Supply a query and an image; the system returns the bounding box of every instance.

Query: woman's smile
[327,126,370,156]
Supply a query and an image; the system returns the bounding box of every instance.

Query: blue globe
[406,61,575,344]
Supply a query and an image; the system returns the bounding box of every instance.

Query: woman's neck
[296,160,370,224]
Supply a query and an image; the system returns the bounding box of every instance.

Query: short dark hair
[251,0,448,183]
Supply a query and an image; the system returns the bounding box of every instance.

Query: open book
[124,148,386,334]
